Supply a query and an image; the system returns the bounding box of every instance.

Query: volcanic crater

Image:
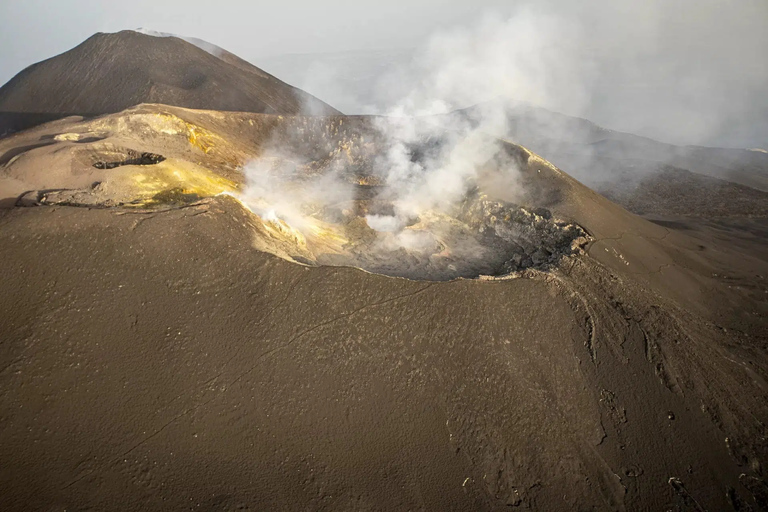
[228,126,589,281]
[3,107,589,281]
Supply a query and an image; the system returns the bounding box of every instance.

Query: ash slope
[0,106,767,510]
[1,196,767,511]
[0,31,340,137]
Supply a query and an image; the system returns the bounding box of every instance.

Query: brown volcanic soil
[0,31,340,137]
[0,107,767,510]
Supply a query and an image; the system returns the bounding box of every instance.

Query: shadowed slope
[447,101,768,217]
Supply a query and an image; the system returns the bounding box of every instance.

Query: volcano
[0,37,767,512]
[0,30,340,137]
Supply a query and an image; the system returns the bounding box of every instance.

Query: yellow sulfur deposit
[304,222,348,254]
[186,124,217,154]
[116,159,237,207]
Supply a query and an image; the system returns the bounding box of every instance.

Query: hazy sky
[1,0,767,147]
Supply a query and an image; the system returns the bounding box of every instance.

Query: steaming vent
[12,112,588,281]
[240,191,585,281]
[234,119,588,281]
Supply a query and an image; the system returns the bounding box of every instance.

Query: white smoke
[355,10,564,238]
[364,214,403,233]
[268,1,767,150]
[239,10,543,252]
[381,7,587,119]
[367,118,512,229]
[240,145,355,232]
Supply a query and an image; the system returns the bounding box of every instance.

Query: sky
[1,0,767,148]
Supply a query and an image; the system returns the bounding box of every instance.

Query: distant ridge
[0,30,341,136]
[443,100,768,216]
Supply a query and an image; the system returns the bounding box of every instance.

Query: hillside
[0,31,340,137]
[447,101,768,217]
[0,104,767,509]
